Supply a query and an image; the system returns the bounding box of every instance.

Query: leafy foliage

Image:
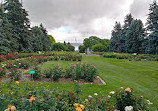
[91,44,108,52]
[83,36,109,49]
[51,43,66,51]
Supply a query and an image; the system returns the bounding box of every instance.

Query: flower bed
[101,52,158,61]
[0,82,152,111]
[0,53,17,62]
[31,62,97,82]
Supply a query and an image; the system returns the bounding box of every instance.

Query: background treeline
[0,0,53,53]
[79,36,110,53]
[109,1,158,54]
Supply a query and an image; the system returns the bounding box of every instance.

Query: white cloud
[1,0,152,43]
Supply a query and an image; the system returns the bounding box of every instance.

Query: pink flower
[125,88,131,93]
[120,87,124,89]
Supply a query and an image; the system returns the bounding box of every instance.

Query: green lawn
[82,56,158,109]
[9,56,158,110]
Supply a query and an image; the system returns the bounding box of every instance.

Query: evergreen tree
[31,25,51,52]
[4,0,32,52]
[125,19,145,53]
[0,3,17,52]
[39,24,51,51]
[145,1,158,54]
[31,26,44,52]
[109,22,122,52]
[63,41,66,45]
[118,14,134,52]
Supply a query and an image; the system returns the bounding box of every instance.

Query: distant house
[70,43,83,51]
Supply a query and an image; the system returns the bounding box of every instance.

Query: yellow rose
[74,103,79,107]
[80,104,84,110]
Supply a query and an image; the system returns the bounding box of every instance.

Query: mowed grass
[82,56,158,109]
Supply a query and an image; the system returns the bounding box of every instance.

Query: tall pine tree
[0,3,17,52]
[109,22,122,52]
[118,14,134,52]
[145,1,158,54]
[4,0,33,52]
[125,19,145,53]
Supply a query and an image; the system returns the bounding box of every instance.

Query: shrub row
[0,82,151,111]
[34,63,97,82]
[0,51,82,62]
[102,52,158,61]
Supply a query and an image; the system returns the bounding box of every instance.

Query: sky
[3,0,154,43]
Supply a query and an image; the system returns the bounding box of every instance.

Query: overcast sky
[4,0,154,43]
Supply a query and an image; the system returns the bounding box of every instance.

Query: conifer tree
[4,0,32,52]
[0,3,17,52]
[145,1,158,54]
[125,19,145,53]
[109,22,122,52]
[118,14,134,52]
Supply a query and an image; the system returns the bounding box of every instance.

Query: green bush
[52,64,63,81]
[0,68,6,77]
[51,43,66,51]
[79,45,86,53]
[92,44,108,52]
[33,66,41,80]
[8,68,21,81]
[65,63,97,82]
[43,68,53,78]
[114,87,150,111]
[66,44,75,51]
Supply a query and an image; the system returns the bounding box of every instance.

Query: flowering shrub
[0,53,17,62]
[0,82,152,111]
[43,62,97,82]
[8,68,21,81]
[0,68,6,77]
[114,87,150,111]
[32,66,41,80]
[66,63,97,82]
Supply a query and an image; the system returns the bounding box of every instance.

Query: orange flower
[31,96,35,101]
[29,99,33,103]
[80,104,84,110]
[74,103,79,107]
[11,106,16,111]
[8,104,12,108]
[125,88,131,92]
[15,81,19,85]
[76,107,82,111]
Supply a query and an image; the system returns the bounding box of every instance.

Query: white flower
[108,95,111,98]
[85,99,88,101]
[19,63,21,65]
[109,91,115,94]
[146,100,153,105]
[14,65,16,66]
[94,93,98,96]
[88,95,92,98]
[125,106,133,111]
